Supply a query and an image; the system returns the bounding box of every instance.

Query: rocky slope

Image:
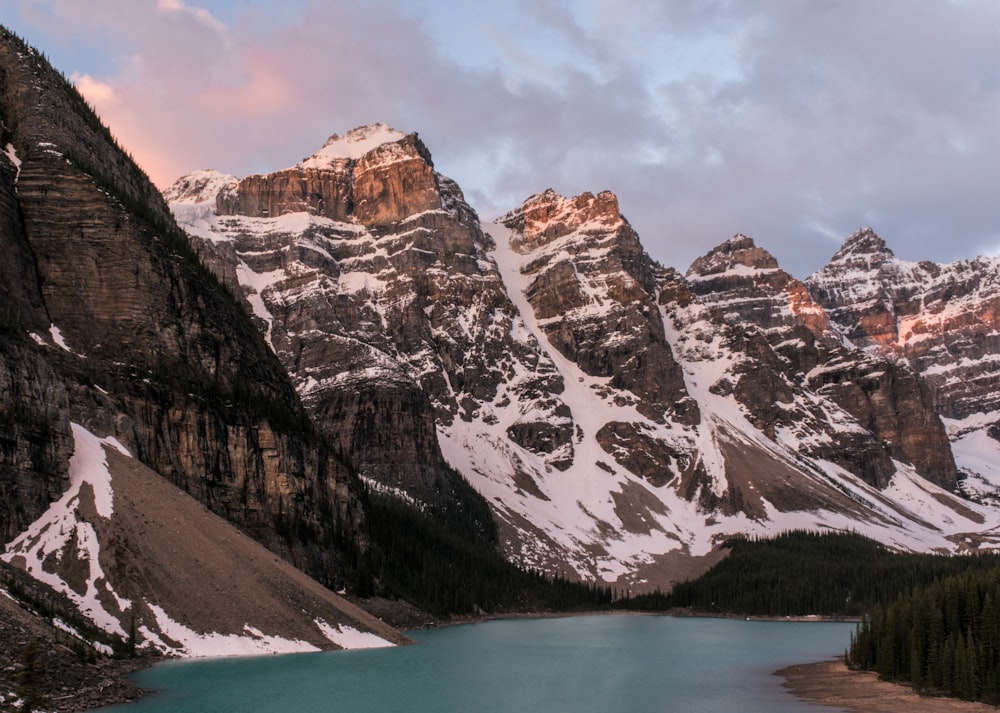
[0,26,399,666]
[806,228,1000,499]
[1,423,404,658]
[169,141,1000,592]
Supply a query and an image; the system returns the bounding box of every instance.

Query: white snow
[314,619,395,650]
[1,423,133,637]
[49,324,72,352]
[299,124,406,167]
[339,271,386,295]
[4,142,21,182]
[943,412,1000,501]
[142,603,321,657]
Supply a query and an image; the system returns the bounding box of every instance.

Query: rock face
[215,125,441,227]
[0,26,365,611]
[504,189,692,423]
[687,234,831,337]
[807,228,1000,421]
[806,228,1000,497]
[686,235,957,490]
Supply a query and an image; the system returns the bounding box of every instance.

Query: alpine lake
[98,614,855,712]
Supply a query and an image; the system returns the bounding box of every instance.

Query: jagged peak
[299,123,410,168]
[686,233,781,278]
[163,169,237,205]
[830,227,894,263]
[504,188,623,241]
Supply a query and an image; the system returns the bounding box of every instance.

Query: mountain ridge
[166,129,1000,594]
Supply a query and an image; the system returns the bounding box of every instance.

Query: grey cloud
[6,0,996,277]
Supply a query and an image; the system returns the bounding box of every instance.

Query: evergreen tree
[15,639,46,713]
[847,564,1000,704]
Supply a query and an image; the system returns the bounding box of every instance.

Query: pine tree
[15,639,46,713]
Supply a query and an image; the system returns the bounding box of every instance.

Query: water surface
[101,615,853,712]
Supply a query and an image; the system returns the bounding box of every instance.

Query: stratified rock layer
[0,30,361,587]
[687,234,957,490]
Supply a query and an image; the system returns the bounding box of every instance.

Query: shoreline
[777,658,997,712]
[403,605,862,631]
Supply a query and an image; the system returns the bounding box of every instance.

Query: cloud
[70,73,115,103]
[7,0,998,275]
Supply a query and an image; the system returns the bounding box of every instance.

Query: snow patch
[143,603,321,657]
[3,142,21,182]
[49,324,72,352]
[314,618,395,650]
[300,124,406,166]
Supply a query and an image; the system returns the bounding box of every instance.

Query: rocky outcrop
[687,235,831,338]
[215,126,441,228]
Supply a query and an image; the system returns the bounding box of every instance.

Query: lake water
[99,615,854,713]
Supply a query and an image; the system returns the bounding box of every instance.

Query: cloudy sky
[4,0,998,275]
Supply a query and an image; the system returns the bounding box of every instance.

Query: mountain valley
[1,25,999,706]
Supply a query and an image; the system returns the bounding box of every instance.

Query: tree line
[621,530,1000,617]
[351,490,613,617]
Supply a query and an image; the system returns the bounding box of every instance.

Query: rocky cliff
[686,235,957,490]
[0,27,397,659]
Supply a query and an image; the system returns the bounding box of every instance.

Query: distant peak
[300,123,408,166]
[163,169,237,205]
[832,227,893,262]
[516,188,621,223]
[687,234,780,277]
[502,188,627,252]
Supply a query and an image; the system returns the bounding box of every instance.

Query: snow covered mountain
[168,127,1000,593]
[806,229,1000,501]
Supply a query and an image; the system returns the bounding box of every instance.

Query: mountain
[168,135,1000,594]
[685,234,957,490]
[806,228,1000,500]
[0,26,403,678]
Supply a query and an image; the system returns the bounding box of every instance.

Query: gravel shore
[778,658,997,712]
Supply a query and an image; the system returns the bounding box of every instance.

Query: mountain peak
[831,227,894,262]
[163,168,237,205]
[687,233,780,278]
[504,188,625,252]
[300,123,408,167]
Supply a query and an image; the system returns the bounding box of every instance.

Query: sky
[2,0,999,276]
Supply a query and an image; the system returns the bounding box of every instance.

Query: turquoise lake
[99,615,855,712]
